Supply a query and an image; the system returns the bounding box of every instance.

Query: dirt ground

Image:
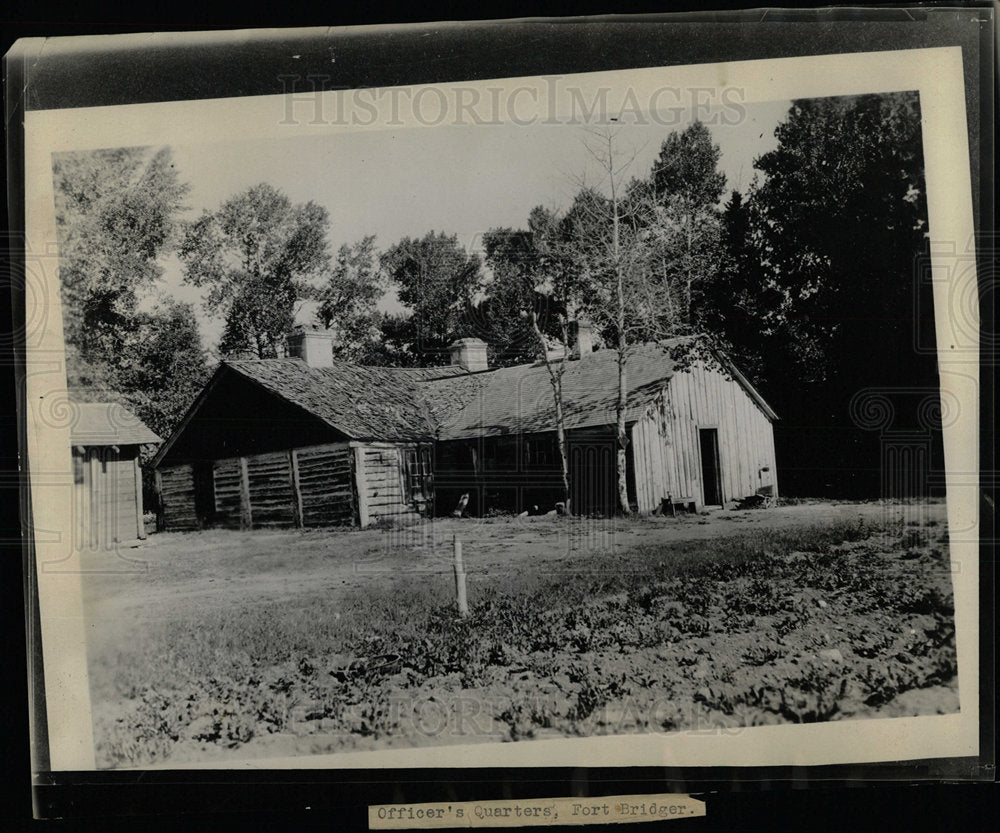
[80,500,958,768]
[83,501,919,621]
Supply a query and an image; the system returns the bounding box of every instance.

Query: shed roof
[69,402,161,446]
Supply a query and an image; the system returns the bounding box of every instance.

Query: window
[523,435,559,469]
[481,436,517,471]
[437,441,476,471]
[402,445,432,504]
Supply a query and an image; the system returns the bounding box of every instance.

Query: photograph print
[25,41,979,771]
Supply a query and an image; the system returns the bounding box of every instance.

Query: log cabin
[152,326,778,530]
[71,402,161,548]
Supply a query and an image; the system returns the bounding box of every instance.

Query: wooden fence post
[453,535,469,617]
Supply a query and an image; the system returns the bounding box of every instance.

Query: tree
[737,91,932,495]
[481,207,586,513]
[748,93,928,385]
[526,212,578,515]
[559,123,731,514]
[648,121,727,327]
[479,226,564,367]
[370,312,424,367]
[179,184,330,359]
[52,146,189,368]
[700,189,769,381]
[650,120,726,208]
[52,143,207,465]
[316,235,385,362]
[569,130,654,515]
[381,232,482,364]
[112,300,209,441]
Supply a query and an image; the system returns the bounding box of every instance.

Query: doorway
[193,461,216,527]
[568,438,616,516]
[698,428,723,506]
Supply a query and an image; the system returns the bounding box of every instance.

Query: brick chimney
[286,325,335,368]
[448,337,489,372]
[571,319,593,359]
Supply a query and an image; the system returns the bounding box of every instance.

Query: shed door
[101,447,140,544]
[699,429,723,506]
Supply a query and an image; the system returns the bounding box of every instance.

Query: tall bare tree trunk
[615,340,630,516]
[532,311,572,515]
[608,133,632,516]
[685,207,693,325]
[554,387,571,515]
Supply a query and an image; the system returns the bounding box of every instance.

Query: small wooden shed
[70,402,161,549]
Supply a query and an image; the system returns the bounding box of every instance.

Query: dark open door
[569,438,616,516]
[193,461,216,527]
[698,428,723,506]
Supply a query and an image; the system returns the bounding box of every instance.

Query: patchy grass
[85,507,957,768]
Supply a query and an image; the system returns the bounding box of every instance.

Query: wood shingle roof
[69,402,162,446]
[155,340,776,464]
[223,358,467,442]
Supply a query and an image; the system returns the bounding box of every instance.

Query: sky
[151,98,792,352]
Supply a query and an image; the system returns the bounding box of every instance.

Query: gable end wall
[631,362,778,512]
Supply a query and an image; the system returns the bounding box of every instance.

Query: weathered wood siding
[158,463,199,531]
[246,450,295,527]
[159,442,358,531]
[296,443,354,526]
[355,443,419,525]
[631,362,778,512]
[73,445,145,548]
[210,457,243,527]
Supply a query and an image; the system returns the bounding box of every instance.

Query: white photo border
[23,44,979,772]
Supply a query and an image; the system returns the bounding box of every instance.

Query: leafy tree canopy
[650,121,726,209]
[52,146,189,362]
[478,227,565,367]
[380,231,481,363]
[745,92,929,394]
[724,91,932,496]
[65,298,209,487]
[113,299,210,440]
[179,183,330,359]
[316,235,385,362]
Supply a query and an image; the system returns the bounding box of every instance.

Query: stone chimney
[571,319,593,359]
[448,337,489,372]
[286,325,335,368]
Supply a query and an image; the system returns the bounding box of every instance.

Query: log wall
[158,442,360,531]
[631,362,778,513]
[212,456,243,527]
[297,443,355,526]
[157,463,199,531]
[246,450,296,527]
